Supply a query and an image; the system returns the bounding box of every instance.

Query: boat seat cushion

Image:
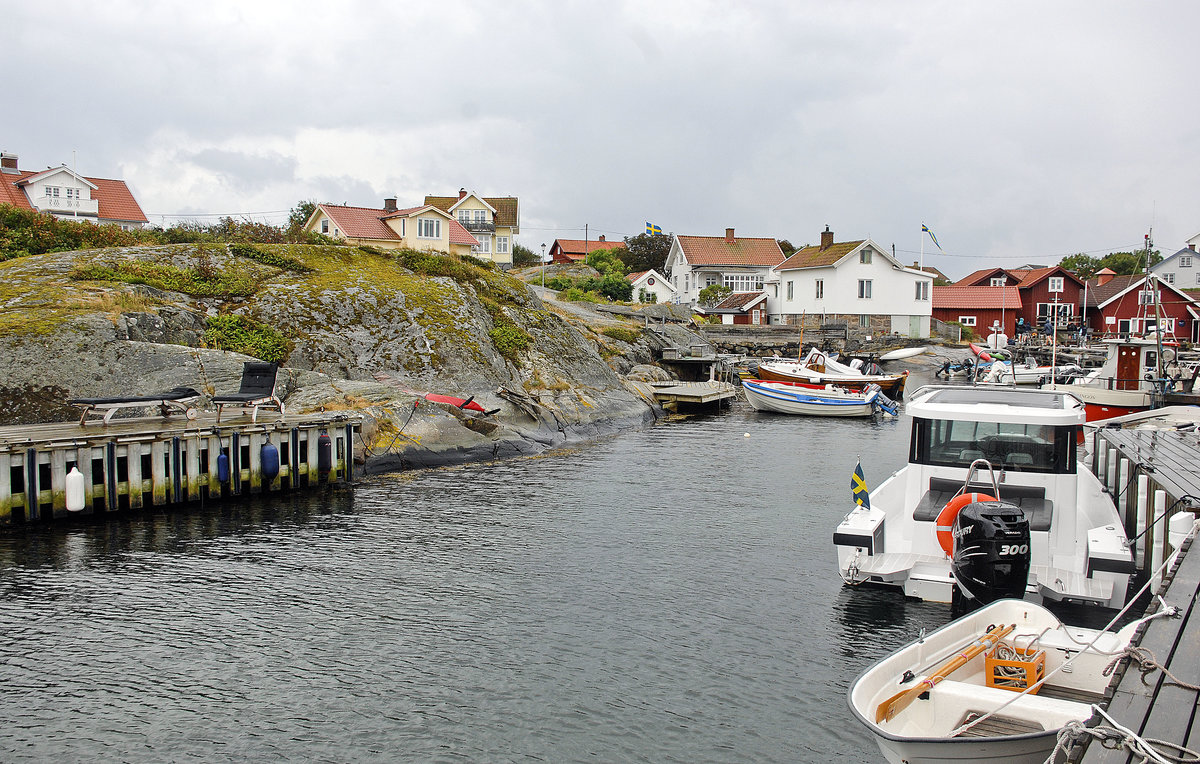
[913,477,1053,531]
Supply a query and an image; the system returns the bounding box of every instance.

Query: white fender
[66,466,86,512]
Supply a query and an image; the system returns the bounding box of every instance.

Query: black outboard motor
[951,500,1031,611]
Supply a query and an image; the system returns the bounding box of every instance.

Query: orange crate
[985,643,1045,693]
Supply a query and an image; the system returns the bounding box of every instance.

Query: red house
[548,235,627,264]
[932,285,1022,336]
[956,266,1086,328]
[1085,272,1200,342]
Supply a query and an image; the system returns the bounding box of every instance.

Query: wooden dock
[650,380,739,409]
[0,411,362,525]
[1072,409,1200,761]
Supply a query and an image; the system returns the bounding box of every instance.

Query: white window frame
[858,279,872,299]
[786,281,793,300]
[417,218,441,239]
[723,274,764,292]
[1180,255,1193,267]
[915,281,929,301]
[496,236,509,254]
[46,185,60,198]
[457,210,470,224]
[473,209,487,223]
[1164,273,1175,285]
[990,277,1006,287]
[1048,276,1064,293]
[472,235,492,254]
[815,279,824,299]
[958,315,977,326]
[860,248,872,264]
[1036,303,1074,323]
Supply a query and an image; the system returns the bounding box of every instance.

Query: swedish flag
[646,222,663,236]
[851,461,870,509]
[922,223,943,252]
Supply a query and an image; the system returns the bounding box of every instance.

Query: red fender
[935,492,997,556]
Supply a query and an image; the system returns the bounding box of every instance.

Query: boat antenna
[1147,229,1163,382]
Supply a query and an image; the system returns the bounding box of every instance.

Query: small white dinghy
[879,345,928,362]
[849,599,1139,764]
[742,379,897,417]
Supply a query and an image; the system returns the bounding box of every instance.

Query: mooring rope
[1047,706,1200,764]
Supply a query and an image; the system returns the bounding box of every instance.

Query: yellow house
[423,189,520,268]
[302,198,478,256]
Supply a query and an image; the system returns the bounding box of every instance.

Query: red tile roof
[711,291,768,311]
[0,168,147,223]
[955,267,1009,286]
[776,239,865,270]
[932,285,1023,309]
[425,193,520,230]
[626,270,648,282]
[447,218,478,246]
[676,235,784,267]
[319,204,400,240]
[554,238,627,257]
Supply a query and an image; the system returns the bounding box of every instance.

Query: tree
[1097,249,1161,275]
[778,239,798,257]
[1058,253,1100,279]
[285,200,318,240]
[512,243,540,267]
[622,233,672,274]
[586,247,627,276]
[698,284,732,307]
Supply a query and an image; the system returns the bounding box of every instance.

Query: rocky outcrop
[0,243,709,472]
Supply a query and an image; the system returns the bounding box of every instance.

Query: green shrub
[601,326,641,343]
[203,314,293,364]
[489,322,531,361]
[229,242,314,273]
[70,259,258,297]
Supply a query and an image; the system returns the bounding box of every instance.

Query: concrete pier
[0,411,361,525]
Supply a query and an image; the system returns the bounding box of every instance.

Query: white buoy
[744,433,750,438]
[65,466,86,512]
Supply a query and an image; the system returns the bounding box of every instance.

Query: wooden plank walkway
[1077,418,1200,762]
[650,380,738,406]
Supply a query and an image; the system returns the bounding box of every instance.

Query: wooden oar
[874,623,1015,724]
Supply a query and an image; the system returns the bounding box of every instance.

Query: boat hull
[756,363,908,399]
[742,380,878,417]
[879,346,927,361]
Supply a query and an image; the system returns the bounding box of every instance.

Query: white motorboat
[982,357,1083,385]
[834,385,1133,608]
[742,379,896,417]
[850,599,1139,764]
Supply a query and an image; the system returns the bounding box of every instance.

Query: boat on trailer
[742,379,897,417]
[850,598,1139,764]
[833,385,1133,609]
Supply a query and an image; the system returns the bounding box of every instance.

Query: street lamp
[541,243,547,290]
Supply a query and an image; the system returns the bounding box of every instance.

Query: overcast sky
[5,1,1197,278]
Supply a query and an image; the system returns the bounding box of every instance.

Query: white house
[1151,246,1200,289]
[0,152,148,229]
[664,228,785,306]
[627,269,676,304]
[768,227,933,337]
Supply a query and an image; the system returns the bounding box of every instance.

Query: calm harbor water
[0,377,961,763]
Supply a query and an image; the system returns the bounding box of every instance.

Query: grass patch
[229,242,314,274]
[600,326,642,343]
[203,314,293,364]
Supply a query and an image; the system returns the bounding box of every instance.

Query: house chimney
[820,225,834,250]
[725,227,735,244]
[383,198,397,213]
[1095,268,1115,287]
[598,235,606,242]
[458,188,467,199]
[0,153,18,174]
[1190,244,1196,251]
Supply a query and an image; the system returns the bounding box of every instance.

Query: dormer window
[1048,276,1064,293]
[473,209,487,223]
[1180,255,1193,268]
[990,277,1006,286]
[860,248,872,264]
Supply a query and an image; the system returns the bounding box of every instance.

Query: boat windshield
[909,417,1076,474]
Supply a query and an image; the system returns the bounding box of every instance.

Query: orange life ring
[935,492,997,556]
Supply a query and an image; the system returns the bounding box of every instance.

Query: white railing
[33,195,99,215]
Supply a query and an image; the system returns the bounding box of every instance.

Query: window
[911,418,1073,474]
[472,236,491,254]
[915,281,929,301]
[815,279,824,299]
[474,209,487,223]
[786,281,793,300]
[958,315,977,326]
[1195,272,1200,285]
[723,274,764,292]
[860,248,872,264]
[1164,273,1175,285]
[46,185,60,198]
[321,219,329,234]
[417,218,440,238]
[858,279,872,299]
[705,275,718,287]
[990,277,1006,287]
[457,210,470,224]
[685,275,690,293]
[859,314,870,327]
[496,236,509,254]
[1048,276,1064,292]
[1180,256,1193,267]
[1036,303,1074,323]
[65,188,78,199]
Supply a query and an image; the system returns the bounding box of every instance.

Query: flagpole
[920,224,925,271]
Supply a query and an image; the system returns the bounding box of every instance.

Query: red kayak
[423,392,496,415]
